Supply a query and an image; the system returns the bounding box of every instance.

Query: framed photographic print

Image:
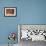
[4,7,17,17]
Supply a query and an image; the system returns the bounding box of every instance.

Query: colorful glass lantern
[8,32,16,41]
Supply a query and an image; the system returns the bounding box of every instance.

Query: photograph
[4,7,16,17]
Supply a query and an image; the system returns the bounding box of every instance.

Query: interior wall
[0,0,46,44]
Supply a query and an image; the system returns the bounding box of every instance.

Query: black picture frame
[4,7,17,17]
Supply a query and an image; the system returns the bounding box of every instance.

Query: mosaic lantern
[8,32,16,41]
[8,32,16,46]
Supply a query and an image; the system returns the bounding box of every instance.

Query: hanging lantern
[8,32,16,41]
